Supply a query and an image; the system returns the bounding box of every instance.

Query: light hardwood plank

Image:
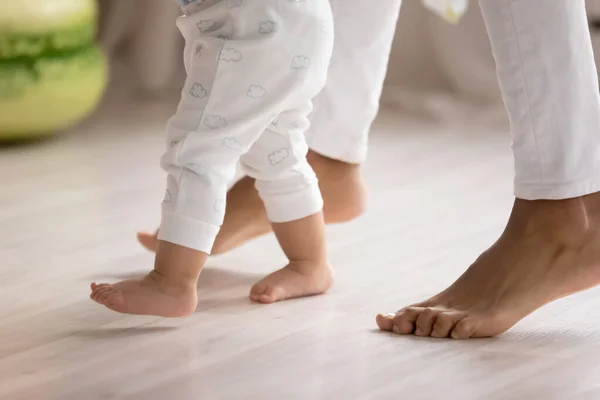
[2,96,600,400]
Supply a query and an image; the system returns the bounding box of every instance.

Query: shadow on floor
[72,326,179,339]
[102,266,262,291]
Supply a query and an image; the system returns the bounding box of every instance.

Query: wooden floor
[3,96,600,400]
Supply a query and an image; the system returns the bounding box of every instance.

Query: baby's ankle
[287,258,330,272]
[153,240,207,284]
[146,269,198,292]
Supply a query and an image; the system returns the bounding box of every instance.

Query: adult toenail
[415,328,424,336]
[384,313,396,318]
[392,325,401,334]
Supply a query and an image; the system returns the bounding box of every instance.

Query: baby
[90,0,335,317]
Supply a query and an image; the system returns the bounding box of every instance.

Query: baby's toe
[97,286,116,303]
[250,282,268,301]
[90,284,109,301]
[91,282,110,294]
[258,293,276,304]
[259,286,286,304]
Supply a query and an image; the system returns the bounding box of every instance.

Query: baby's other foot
[250,262,334,304]
[90,271,198,317]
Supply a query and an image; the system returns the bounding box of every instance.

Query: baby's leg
[91,0,334,316]
[252,213,334,304]
[242,107,334,304]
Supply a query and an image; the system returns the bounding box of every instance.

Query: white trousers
[159,0,333,252]
[307,0,600,200]
[480,0,600,200]
[304,0,403,164]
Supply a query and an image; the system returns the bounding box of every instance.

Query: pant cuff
[307,136,368,164]
[261,182,324,223]
[515,181,600,200]
[158,210,220,254]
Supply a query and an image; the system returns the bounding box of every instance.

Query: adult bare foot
[249,261,334,304]
[90,271,198,317]
[377,194,600,339]
[137,150,366,254]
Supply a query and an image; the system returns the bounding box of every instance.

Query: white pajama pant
[159,0,333,252]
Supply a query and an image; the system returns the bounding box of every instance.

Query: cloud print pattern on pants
[226,0,242,7]
[222,137,242,150]
[268,148,290,165]
[259,21,279,34]
[247,85,267,98]
[204,115,227,129]
[291,55,311,69]
[189,83,208,98]
[196,20,216,32]
[219,48,243,62]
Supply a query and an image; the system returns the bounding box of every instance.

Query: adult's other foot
[138,151,366,254]
[377,194,600,339]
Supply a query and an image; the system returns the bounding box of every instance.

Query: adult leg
[137,0,403,254]
[377,0,600,339]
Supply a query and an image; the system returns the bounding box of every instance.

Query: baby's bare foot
[249,261,334,304]
[377,195,600,339]
[90,271,198,317]
[137,151,366,254]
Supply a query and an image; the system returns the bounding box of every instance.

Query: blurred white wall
[382,0,502,123]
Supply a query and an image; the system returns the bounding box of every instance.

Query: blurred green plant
[0,0,107,141]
